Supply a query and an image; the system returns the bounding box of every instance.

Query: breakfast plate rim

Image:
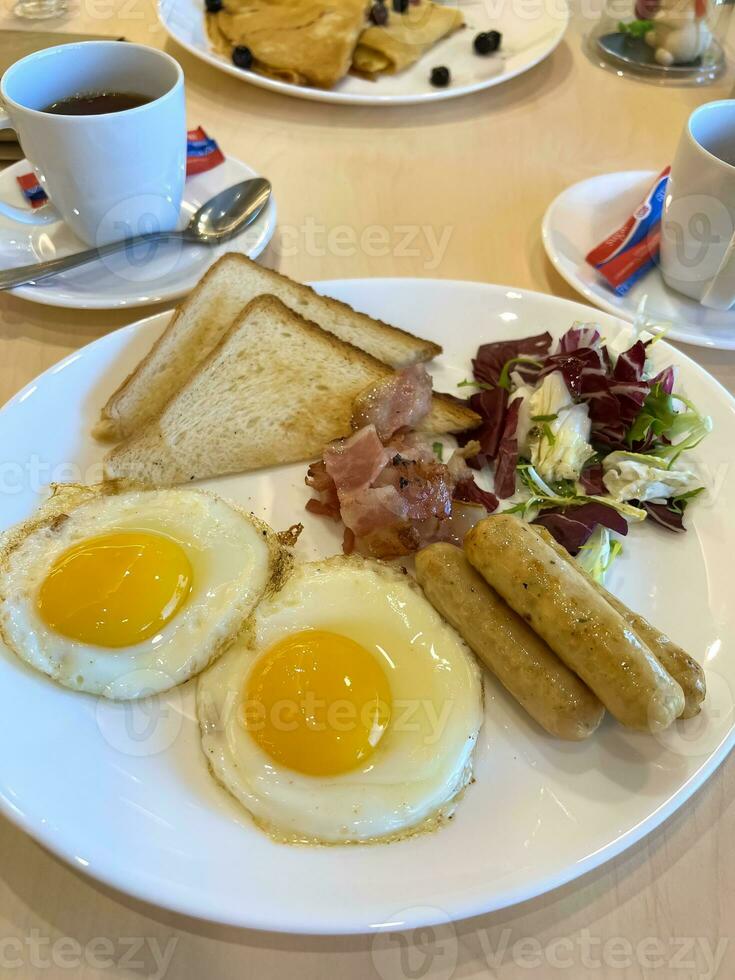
[0,277,733,936]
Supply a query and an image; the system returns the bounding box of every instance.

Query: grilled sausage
[415,543,604,740]
[533,525,705,719]
[464,515,685,732]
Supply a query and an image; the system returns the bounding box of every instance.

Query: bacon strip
[305,369,488,557]
[351,365,433,441]
[323,425,391,493]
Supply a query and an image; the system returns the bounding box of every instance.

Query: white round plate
[158,0,569,106]
[0,155,276,310]
[543,170,735,350]
[0,279,733,934]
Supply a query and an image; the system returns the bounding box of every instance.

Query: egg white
[197,555,483,845]
[0,485,282,699]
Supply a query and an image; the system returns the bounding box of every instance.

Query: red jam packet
[17,127,225,209]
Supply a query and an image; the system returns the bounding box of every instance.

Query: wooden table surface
[1,3,734,978]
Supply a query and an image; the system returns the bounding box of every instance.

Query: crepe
[352,0,464,77]
[206,0,369,89]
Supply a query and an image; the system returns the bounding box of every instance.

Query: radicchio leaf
[472,332,552,387]
[456,387,508,468]
[585,382,649,449]
[558,324,602,353]
[582,342,649,447]
[609,379,650,426]
[636,499,686,532]
[493,398,521,498]
[540,345,610,399]
[579,462,606,495]
[651,365,675,394]
[536,336,652,451]
[453,479,499,513]
[532,502,629,556]
[613,340,647,382]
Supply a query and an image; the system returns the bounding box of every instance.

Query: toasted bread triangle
[95,253,444,442]
[104,296,477,485]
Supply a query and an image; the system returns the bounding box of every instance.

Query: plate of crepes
[0,260,733,934]
[158,0,569,104]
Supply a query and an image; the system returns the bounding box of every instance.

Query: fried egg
[0,485,282,699]
[198,555,483,844]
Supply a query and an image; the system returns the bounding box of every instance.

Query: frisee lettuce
[626,382,679,446]
[577,526,623,583]
[505,463,647,522]
[650,411,713,466]
[627,383,712,467]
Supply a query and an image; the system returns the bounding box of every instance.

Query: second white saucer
[542,170,735,351]
[0,152,276,310]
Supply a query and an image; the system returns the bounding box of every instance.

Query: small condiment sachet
[585,167,670,296]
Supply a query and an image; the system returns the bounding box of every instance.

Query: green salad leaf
[505,463,647,522]
[626,382,679,446]
[577,526,623,583]
[627,383,713,467]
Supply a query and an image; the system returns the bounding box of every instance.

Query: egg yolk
[37,531,193,648]
[243,630,392,777]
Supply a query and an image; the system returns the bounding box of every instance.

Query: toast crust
[104,295,394,482]
[104,295,479,484]
[95,254,443,442]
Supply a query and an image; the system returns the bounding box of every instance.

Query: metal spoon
[0,177,272,291]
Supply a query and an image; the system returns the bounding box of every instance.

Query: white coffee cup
[660,99,735,310]
[0,41,186,247]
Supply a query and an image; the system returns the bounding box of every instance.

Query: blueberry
[205,0,222,11]
[370,1,388,25]
[474,30,501,55]
[392,0,409,11]
[232,45,253,70]
[430,65,450,87]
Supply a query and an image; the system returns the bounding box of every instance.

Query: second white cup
[661,99,735,311]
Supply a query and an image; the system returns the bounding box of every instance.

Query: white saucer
[542,170,735,350]
[0,153,276,310]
